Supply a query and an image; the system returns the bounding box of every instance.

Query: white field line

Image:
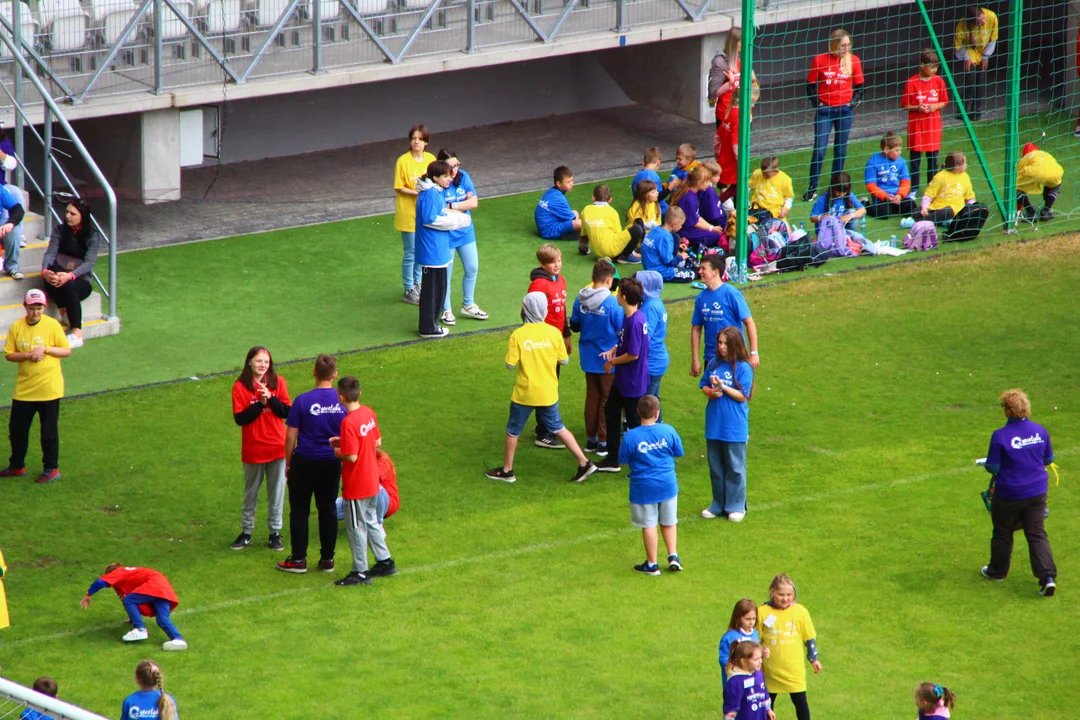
[7,448,1072,650]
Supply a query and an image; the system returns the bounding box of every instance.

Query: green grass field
[0,229,1077,718]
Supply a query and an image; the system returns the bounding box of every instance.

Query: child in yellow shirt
[920,151,975,224]
[581,185,645,264]
[1016,142,1063,222]
[0,547,8,631]
[748,156,794,221]
[757,573,820,720]
[625,180,662,230]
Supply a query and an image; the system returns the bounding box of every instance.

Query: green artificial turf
[10,112,1080,399]
[0,235,1076,718]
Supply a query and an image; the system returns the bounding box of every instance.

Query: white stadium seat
[0,1,40,57]
[198,0,243,33]
[39,0,90,52]
[253,0,293,27]
[87,0,140,45]
[159,0,193,39]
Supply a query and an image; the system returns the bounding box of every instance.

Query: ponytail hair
[136,660,177,720]
[726,639,762,672]
[669,166,711,208]
[914,682,956,712]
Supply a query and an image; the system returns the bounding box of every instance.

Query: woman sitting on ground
[41,198,100,349]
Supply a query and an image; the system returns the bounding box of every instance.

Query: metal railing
[0,27,118,321]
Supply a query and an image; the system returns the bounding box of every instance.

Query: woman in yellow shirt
[393,124,436,305]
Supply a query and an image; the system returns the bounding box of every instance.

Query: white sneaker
[700,509,718,519]
[440,310,456,326]
[460,304,489,320]
[727,512,745,523]
[419,327,449,340]
[66,334,84,349]
[122,628,149,642]
[163,638,189,651]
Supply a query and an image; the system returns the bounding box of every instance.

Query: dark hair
[66,197,93,231]
[727,598,758,631]
[436,149,464,187]
[708,326,752,399]
[32,677,58,698]
[633,179,657,209]
[829,171,854,209]
[238,345,280,392]
[553,166,573,184]
[966,6,982,21]
[135,660,176,720]
[424,160,453,180]
[700,254,725,274]
[760,156,779,172]
[643,146,662,165]
[408,124,430,143]
[104,562,123,574]
[726,640,762,671]
[592,184,612,203]
[591,257,616,283]
[944,151,966,172]
[637,394,660,420]
[919,48,939,67]
[314,354,337,381]
[880,132,902,151]
[618,277,643,306]
[914,683,956,712]
[337,376,361,403]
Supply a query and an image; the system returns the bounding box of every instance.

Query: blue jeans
[506,401,564,437]
[646,374,664,420]
[808,105,854,190]
[401,232,423,292]
[706,439,747,516]
[121,593,182,640]
[1,203,23,274]
[443,241,479,311]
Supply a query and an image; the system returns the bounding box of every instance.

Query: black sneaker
[230,533,252,550]
[318,558,335,573]
[584,439,599,453]
[267,533,285,551]
[276,556,307,573]
[334,571,372,586]
[801,187,818,202]
[369,558,398,577]
[1040,576,1057,597]
[485,467,516,483]
[634,561,661,576]
[594,443,609,458]
[570,462,597,483]
[668,554,683,571]
[534,432,565,450]
[1038,207,1055,222]
[595,459,621,473]
[980,565,1004,582]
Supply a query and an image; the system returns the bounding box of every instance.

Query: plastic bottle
[889,234,898,248]
[859,215,867,232]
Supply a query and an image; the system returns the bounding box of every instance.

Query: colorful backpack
[903,220,938,251]
[813,215,856,258]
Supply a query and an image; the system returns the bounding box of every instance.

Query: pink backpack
[903,221,938,251]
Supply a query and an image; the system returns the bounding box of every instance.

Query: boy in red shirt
[901,49,948,192]
[329,376,395,586]
[527,243,571,450]
[79,564,187,651]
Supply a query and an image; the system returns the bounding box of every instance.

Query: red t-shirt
[378,452,400,519]
[232,377,291,464]
[527,274,568,333]
[101,567,179,616]
[714,66,740,120]
[340,406,381,501]
[807,53,864,106]
[902,75,948,152]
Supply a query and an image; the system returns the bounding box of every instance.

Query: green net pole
[735,3,754,281]
[914,0,1008,222]
[1003,0,1023,228]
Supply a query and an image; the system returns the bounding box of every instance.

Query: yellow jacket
[1,548,9,630]
[582,203,633,258]
[1017,150,1063,194]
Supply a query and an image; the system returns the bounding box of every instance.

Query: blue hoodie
[637,271,669,377]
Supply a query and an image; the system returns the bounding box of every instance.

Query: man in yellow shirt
[954,5,998,120]
[581,185,646,263]
[486,292,596,484]
[2,289,71,483]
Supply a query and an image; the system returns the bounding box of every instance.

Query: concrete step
[0,292,119,343]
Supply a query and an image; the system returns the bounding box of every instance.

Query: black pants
[418,265,448,335]
[603,384,641,461]
[923,207,955,224]
[956,64,985,118]
[616,223,646,260]
[8,398,60,471]
[287,453,341,561]
[42,265,93,330]
[770,692,810,720]
[909,150,938,190]
[1017,185,1061,213]
[987,493,1057,581]
[866,197,917,218]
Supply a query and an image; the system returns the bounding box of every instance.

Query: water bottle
[859,215,867,232]
[799,221,805,234]
[889,234,898,248]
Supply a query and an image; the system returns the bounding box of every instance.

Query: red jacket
[101,567,180,616]
[527,268,570,337]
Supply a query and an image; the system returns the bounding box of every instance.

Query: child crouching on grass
[620,395,684,576]
[79,565,187,651]
[1016,143,1063,222]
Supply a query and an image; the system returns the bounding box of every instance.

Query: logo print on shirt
[309,403,343,416]
[1011,433,1045,449]
[359,418,377,436]
[637,437,669,453]
[522,338,554,351]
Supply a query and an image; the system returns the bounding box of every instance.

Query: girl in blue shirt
[437,149,488,325]
[121,660,178,720]
[809,171,865,231]
[700,326,754,521]
[719,598,767,682]
[414,160,471,339]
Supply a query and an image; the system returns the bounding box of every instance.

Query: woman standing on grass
[436,149,488,325]
[230,346,291,552]
[393,125,436,306]
[803,29,864,202]
[41,198,99,349]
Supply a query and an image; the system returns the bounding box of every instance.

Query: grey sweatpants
[344,495,391,573]
[241,459,286,533]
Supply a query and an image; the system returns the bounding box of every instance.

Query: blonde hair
[701,159,722,178]
[664,207,686,225]
[643,146,662,165]
[536,243,561,265]
[668,166,711,207]
[1000,389,1031,419]
[768,573,796,599]
[135,661,177,720]
[724,27,742,65]
[676,143,697,161]
[829,29,852,76]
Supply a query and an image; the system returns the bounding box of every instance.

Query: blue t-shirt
[722,670,770,720]
[641,297,669,377]
[718,627,761,680]
[619,422,683,504]
[614,310,649,397]
[414,184,452,267]
[0,184,20,211]
[21,710,54,720]
[570,292,623,375]
[632,168,668,214]
[986,418,1054,501]
[286,387,346,462]
[443,169,477,249]
[121,690,178,720]
[700,359,753,442]
[640,226,680,280]
[863,152,910,196]
[691,284,752,361]
[811,192,865,223]
[535,187,575,239]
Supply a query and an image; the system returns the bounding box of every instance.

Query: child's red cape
[101,567,180,617]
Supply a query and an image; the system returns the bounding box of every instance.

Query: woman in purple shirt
[981,389,1057,596]
[669,166,723,253]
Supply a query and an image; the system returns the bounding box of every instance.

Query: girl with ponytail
[914,682,956,719]
[122,660,179,720]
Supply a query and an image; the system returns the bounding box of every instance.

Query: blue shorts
[540,219,577,239]
[506,401,564,437]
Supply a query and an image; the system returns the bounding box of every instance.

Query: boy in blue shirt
[637,270,669,404]
[570,258,624,457]
[535,166,582,243]
[620,395,684,576]
[864,132,917,219]
[640,207,695,282]
[632,146,670,214]
[20,677,57,720]
[690,255,758,376]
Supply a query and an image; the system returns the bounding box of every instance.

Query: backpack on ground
[813,215,856,257]
[945,202,989,242]
[903,220,938,251]
[776,241,828,273]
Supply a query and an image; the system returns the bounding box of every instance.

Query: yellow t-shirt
[1017,151,1063,195]
[954,9,999,65]
[625,201,661,229]
[582,203,633,258]
[4,315,68,402]
[757,602,817,693]
[393,151,436,233]
[0,547,9,630]
[749,169,794,217]
[506,322,567,407]
[925,170,975,214]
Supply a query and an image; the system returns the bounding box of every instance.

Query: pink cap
[23,289,47,306]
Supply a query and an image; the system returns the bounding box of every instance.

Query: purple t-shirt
[286,387,346,462]
[614,310,649,397]
[986,418,1054,501]
[722,670,770,720]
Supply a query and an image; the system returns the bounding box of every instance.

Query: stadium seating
[39,0,91,53]
[0,1,39,58]
[87,0,141,46]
